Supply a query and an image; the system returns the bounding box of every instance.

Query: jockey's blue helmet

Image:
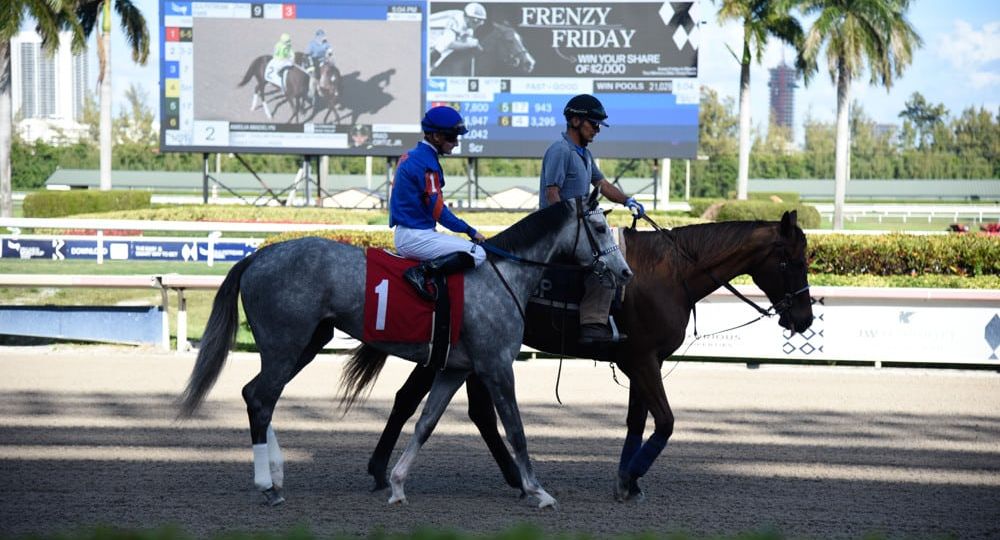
[421,106,468,136]
[315,29,325,37]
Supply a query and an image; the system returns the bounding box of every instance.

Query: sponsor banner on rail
[1,237,260,263]
[680,291,1000,365]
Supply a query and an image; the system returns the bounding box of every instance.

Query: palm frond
[114,0,149,64]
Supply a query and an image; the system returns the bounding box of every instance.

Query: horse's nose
[621,268,633,280]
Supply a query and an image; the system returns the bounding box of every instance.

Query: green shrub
[688,198,723,218]
[714,200,821,228]
[23,190,152,218]
[808,233,1000,276]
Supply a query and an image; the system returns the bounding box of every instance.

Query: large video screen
[158,1,699,159]
[159,0,426,155]
[426,1,699,158]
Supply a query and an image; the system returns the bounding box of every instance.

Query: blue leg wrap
[618,433,643,473]
[626,432,668,479]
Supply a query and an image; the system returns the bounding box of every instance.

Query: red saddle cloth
[362,248,463,344]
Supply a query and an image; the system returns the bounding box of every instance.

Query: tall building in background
[10,30,89,143]
[768,61,797,136]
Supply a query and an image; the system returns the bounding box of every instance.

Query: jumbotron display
[159,0,426,155]
[158,0,699,158]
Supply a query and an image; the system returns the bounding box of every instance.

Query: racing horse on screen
[238,53,313,123]
[366,211,814,501]
[432,21,536,77]
[177,192,632,508]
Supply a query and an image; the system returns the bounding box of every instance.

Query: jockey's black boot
[404,252,475,301]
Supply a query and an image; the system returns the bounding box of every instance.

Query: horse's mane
[487,200,573,256]
[627,221,773,272]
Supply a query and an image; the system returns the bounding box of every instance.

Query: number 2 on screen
[374,279,388,330]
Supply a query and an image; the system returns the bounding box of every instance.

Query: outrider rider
[390,106,486,300]
[539,93,645,344]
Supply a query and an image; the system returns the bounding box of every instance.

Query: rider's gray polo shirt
[538,133,605,209]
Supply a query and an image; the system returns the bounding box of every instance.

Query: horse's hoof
[537,496,558,509]
[387,494,408,505]
[614,474,645,503]
[261,487,285,506]
[371,477,389,492]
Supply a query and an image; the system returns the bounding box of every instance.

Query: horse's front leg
[368,364,435,490]
[388,368,467,505]
[480,363,556,509]
[466,373,523,494]
[617,382,648,502]
[616,357,674,502]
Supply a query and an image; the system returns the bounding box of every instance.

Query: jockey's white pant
[394,226,485,267]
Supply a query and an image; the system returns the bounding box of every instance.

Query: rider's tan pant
[580,273,613,326]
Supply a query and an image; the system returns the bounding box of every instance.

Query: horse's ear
[603,209,612,217]
[780,210,798,237]
[587,186,600,209]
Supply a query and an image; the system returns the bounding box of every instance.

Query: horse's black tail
[338,343,389,413]
[237,57,260,87]
[178,254,254,418]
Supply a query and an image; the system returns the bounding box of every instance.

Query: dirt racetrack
[1,346,998,539]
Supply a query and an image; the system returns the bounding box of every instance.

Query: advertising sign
[158,0,701,159]
[2,237,259,263]
[426,1,700,158]
[159,0,426,155]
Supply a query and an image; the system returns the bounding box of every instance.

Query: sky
[88,0,999,144]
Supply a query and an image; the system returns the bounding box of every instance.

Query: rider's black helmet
[564,94,609,127]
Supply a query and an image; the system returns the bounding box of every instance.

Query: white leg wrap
[266,425,284,489]
[252,443,273,491]
[251,94,259,111]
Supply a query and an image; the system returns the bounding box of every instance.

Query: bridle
[479,198,621,319]
[631,215,810,336]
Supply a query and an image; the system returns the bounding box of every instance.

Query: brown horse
[237,53,312,123]
[314,60,342,124]
[366,211,814,501]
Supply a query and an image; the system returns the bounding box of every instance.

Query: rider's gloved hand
[625,197,645,217]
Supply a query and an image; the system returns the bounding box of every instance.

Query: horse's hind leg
[245,321,334,505]
[466,374,523,493]
[388,368,467,505]
[479,363,556,509]
[368,364,435,490]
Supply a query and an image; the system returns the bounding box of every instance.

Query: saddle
[523,229,627,361]
[362,249,463,370]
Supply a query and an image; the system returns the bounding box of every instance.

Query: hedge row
[714,201,821,228]
[263,229,999,277]
[23,190,152,218]
[808,233,999,276]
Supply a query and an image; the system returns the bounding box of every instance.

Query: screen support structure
[445,158,491,208]
[201,153,253,205]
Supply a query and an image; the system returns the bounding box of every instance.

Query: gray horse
[178,193,632,509]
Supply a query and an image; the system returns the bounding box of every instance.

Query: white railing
[3,274,998,365]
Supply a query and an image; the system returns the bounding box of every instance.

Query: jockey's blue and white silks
[389,141,478,238]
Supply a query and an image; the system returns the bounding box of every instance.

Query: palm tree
[74,0,149,190]
[800,0,921,229]
[718,0,804,200]
[1,0,85,217]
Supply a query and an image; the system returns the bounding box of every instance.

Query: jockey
[390,106,486,301]
[429,2,487,68]
[267,32,294,87]
[273,33,293,62]
[306,29,331,73]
